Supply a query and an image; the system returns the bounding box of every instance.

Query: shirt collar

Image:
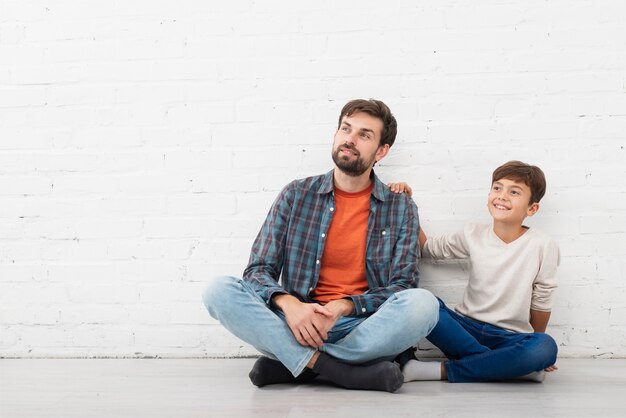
[317,169,387,202]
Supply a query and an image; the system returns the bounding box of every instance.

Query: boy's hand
[545,364,558,372]
[387,182,413,197]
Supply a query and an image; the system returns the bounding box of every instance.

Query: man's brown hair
[338,99,397,148]
[492,160,547,204]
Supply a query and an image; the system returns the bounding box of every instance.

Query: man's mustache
[339,144,360,156]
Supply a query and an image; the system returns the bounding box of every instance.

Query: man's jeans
[427,298,558,383]
[203,276,439,376]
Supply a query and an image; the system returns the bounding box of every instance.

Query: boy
[389,160,559,382]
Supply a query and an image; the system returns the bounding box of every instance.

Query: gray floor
[1,359,625,418]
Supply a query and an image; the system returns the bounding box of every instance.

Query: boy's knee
[526,333,558,368]
[536,333,558,364]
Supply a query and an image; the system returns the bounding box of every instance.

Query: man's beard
[332,144,376,177]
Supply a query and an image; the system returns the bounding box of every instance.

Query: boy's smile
[487,178,539,226]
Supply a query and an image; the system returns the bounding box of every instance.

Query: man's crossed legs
[203,276,438,392]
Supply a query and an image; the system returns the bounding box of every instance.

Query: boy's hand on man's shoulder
[387,182,413,197]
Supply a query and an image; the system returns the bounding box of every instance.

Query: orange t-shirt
[311,183,372,304]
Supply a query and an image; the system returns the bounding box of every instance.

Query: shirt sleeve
[531,237,560,312]
[242,183,293,305]
[422,226,471,260]
[348,198,420,315]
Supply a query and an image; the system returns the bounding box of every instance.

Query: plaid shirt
[243,169,420,316]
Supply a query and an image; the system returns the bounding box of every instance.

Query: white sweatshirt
[422,223,560,333]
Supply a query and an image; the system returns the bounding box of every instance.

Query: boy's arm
[419,227,427,251]
[530,238,560,329]
[530,309,559,371]
[530,309,551,333]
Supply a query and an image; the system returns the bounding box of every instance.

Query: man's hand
[314,298,355,338]
[387,182,413,197]
[273,294,334,348]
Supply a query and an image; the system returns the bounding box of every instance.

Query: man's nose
[344,132,357,145]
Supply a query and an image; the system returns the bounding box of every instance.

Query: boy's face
[487,178,539,225]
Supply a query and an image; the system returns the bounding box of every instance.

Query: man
[203,99,438,392]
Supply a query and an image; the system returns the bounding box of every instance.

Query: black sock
[248,356,317,387]
[394,346,417,370]
[312,352,404,393]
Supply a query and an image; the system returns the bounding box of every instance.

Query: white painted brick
[0,86,47,107]
[166,194,236,216]
[68,325,134,348]
[67,284,139,304]
[556,257,598,284]
[580,217,626,234]
[0,264,47,283]
[0,175,51,196]
[143,217,211,239]
[105,239,193,261]
[9,325,68,348]
[0,306,60,326]
[233,147,303,169]
[1,0,625,359]
[594,234,626,257]
[40,239,110,262]
[185,262,246,283]
[73,219,142,240]
[0,282,68,306]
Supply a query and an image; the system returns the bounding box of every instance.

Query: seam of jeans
[293,349,317,376]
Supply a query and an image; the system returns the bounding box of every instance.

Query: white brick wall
[1,0,625,358]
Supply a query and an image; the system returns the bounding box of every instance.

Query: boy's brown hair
[338,99,397,148]
[492,160,547,204]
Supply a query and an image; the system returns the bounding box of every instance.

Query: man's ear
[527,202,540,217]
[375,144,390,162]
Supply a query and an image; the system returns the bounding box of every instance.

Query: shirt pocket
[367,227,395,262]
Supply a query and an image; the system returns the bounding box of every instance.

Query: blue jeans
[203,276,439,376]
[427,298,558,382]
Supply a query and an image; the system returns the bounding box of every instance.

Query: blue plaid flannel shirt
[243,169,421,316]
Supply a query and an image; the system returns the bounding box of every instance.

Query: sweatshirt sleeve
[422,225,471,260]
[530,237,560,312]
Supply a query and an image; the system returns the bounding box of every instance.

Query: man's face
[332,112,388,177]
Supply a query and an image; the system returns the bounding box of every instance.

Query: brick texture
[1,0,625,358]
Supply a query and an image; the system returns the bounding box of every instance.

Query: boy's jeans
[203,276,439,376]
[427,298,558,383]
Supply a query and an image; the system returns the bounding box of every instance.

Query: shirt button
[329,207,334,212]
[309,287,313,292]
[361,308,366,313]
[321,233,326,238]
[382,230,386,235]
[316,259,320,264]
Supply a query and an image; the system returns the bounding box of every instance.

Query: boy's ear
[526,202,540,217]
